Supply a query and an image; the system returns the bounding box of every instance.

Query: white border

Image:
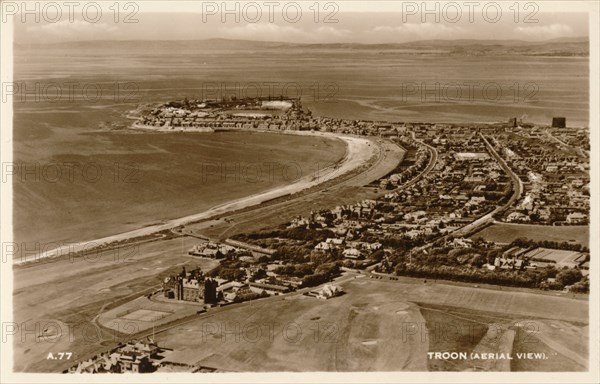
[1,1,598,383]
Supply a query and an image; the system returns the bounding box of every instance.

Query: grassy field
[511,320,588,371]
[12,236,218,372]
[470,223,589,246]
[153,277,430,372]
[98,296,200,333]
[13,245,588,372]
[418,305,489,371]
[148,276,589,372]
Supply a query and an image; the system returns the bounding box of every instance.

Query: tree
[369,249,385,262]
[471,254,486,268]
[569,279,589,294]
[556,268,583,287]
[538,265,558,279]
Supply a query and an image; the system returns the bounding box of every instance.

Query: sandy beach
[15,132,376,264]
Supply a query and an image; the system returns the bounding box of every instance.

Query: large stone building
[162,267,218,304]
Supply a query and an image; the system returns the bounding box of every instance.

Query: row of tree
[508,238,589,253]
[301,262,341,288]
[393,262,587,292]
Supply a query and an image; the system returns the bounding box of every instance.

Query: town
[65,96,590,373]
[130,97,589,293]
[150,98,589,288]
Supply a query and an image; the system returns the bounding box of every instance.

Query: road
[544,129,588,158]
[410,133,523,253]
[447,133,523,238]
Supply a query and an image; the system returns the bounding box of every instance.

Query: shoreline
[13,130,376,265]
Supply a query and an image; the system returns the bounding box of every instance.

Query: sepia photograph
[0,1,598,383]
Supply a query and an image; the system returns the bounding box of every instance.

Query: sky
[8,1,591,44]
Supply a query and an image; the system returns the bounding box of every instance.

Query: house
[326,238,345,247]
[566,212,587,224]
[67,340,171,374]
[506,211,530,223]
[316,284,343,300]
[193,241,238,258]
[248,282,291,295]
[314,242,333,252]
[469,196,486,204]
[216,281,246,293]
[494,257,524,270]
[451,238,473,248]
[342,248,363,259]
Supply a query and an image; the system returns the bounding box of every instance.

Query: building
[66,339,171,374]
[306,284,344,300]
[162,268,218,304]
[453,152,490,161]
[188,241,236,259]
[342,248,363,259]
[317,284,343,299]
[494,257,525,270]
[248,282,291,295]
[552,117,566,128]
[566,212,587,224]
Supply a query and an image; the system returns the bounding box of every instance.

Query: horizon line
[15,36,590,46]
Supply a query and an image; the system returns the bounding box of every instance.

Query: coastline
[131,121,215,132]
[14,130,376,265]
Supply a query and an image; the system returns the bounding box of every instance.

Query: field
[12,238,588,373]
[418,304,492,371]
[12,236,219,372]
[470,223,589,246]
[121,308,171,322]
[511,319,588,371]
[147,277,587,372]
[524,248,587,268]
[152,277,430,371]
[98,296,200,333]
[419,303,587,372]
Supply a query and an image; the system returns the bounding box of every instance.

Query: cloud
[27,20,118,42]
[315,26,351,38]
[219,23,351,43]
[514,24,575,40]
[369,23,466,42]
